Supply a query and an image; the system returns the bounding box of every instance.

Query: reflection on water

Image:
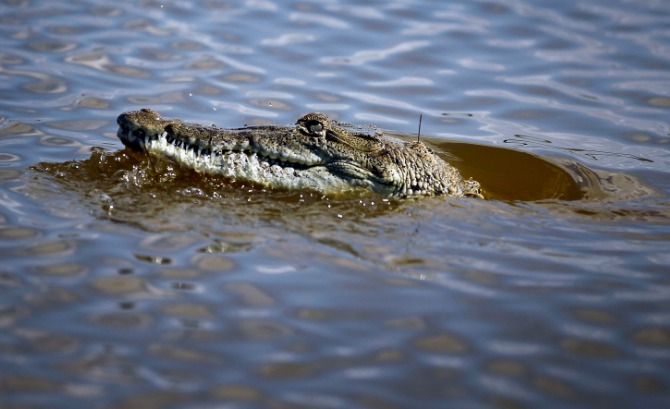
[2,0,670,408]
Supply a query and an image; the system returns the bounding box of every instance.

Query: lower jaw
[142,139,352,193]
[121,134,381,195]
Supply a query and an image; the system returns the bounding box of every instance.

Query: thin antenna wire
[417,114,423,142]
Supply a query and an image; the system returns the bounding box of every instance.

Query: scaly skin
[116,108,482,198]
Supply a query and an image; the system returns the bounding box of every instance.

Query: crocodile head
[117,108,482,197]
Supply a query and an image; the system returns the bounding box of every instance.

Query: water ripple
[341,92,442,118]
[261,33,316,47]
[367,77,434,87]
[466,89,670,148]
[289,12,350,29]
[211,100,278,118]
[321,40,430,65]
[457,58,506,72]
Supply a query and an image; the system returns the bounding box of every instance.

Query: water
[1,0,670,408]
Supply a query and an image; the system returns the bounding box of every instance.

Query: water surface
[1,1,670,408]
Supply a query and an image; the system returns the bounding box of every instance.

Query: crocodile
[116,108,482,198]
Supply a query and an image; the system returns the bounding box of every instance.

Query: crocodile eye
[304,119,323,135]
[132,129,146,139]
[297,113,330,137]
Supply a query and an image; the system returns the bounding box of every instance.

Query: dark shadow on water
[396,134,654,203]
[438,140,587,201]
[452,142,658,202]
